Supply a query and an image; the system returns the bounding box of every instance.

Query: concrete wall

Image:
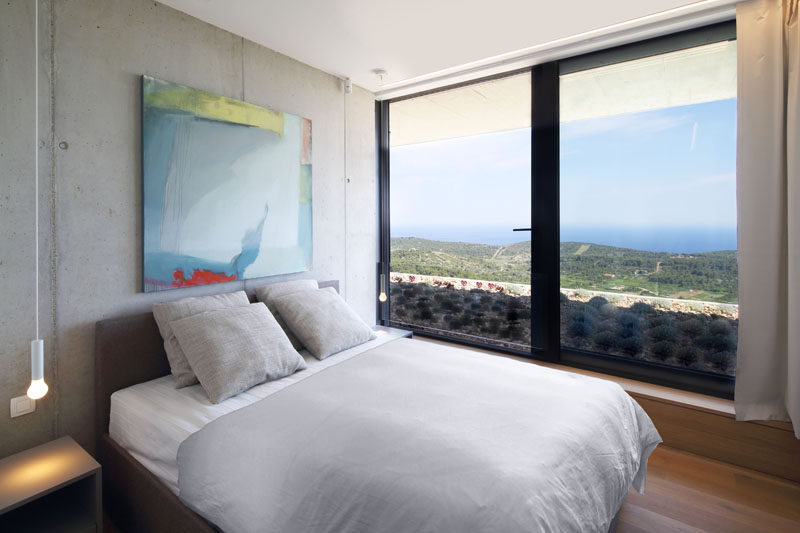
[0,0,376,457]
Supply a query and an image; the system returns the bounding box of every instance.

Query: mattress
[109,328,404,494]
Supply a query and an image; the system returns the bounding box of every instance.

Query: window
[386,72,533,353]
[379,21,737,397]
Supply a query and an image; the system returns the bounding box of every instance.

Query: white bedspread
[109,329,404,493]
[178,338,661,533]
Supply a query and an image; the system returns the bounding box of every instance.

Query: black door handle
[512,228,532,232]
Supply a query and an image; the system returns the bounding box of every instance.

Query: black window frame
[378,20,737,398]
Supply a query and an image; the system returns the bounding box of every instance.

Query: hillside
[390,237,738,303]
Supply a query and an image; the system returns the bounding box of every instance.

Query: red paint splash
[172,268,236,287]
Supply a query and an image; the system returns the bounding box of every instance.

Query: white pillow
[272,287,376,360]
[152,291,250,388]
[170,303,307,404]
[254,279,319,350]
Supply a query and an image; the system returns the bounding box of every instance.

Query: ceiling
[158,0,727,94]
[390,39,735,147]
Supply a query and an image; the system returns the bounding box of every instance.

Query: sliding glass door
[386,72,533,352]
[379,21,737,396]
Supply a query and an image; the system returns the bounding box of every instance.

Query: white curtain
[735,0,799,437]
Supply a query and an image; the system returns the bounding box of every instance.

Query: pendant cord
[34,0,40,341]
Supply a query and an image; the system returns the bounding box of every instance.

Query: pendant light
[27,0,47,401]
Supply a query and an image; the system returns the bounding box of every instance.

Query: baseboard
[629,393,800,483]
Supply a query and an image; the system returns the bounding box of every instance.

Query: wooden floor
[617,446,800,533]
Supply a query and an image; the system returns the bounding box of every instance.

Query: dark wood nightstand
[0,436,101,532]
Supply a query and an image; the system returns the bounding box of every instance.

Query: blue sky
[391,98,737,238]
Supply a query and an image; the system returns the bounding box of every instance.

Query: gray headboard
[94,280,339,444]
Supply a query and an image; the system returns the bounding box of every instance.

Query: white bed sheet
[109,329,403,494]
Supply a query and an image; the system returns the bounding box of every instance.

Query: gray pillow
[170,303,307,404]
[272,287,376,360]
[254,279,319,350]
[152,291,250,388]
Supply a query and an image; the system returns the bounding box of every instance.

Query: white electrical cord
[34,0,39,340]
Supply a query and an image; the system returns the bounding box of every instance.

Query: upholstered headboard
[94,280,339,443]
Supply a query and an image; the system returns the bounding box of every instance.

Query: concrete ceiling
[157,0,724,94]
[390,40,735,147]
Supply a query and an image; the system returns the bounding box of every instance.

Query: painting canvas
[142,76,312,292]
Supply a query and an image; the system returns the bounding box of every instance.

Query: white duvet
[177,338,661,533]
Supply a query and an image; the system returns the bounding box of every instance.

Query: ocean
[392,225,738,254]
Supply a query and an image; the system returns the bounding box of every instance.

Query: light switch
[10,395,35,418]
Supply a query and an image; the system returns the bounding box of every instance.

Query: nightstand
[0,436,101,532]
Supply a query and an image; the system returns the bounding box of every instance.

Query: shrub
[560,292,569,304]
[630,302,654,315]
[417,308,433,320]
[678,318,703,337]
[617,335,643,356]
[595,319,616,333]
[599,303,618,319]
[618,313,641,329]
[651,340,675,361]
[708,318,733,336]
[705,351,734,372]
[588,296,609,309]
[480,294,493,306]
[649,315,674,328]
[402,288,416,299]
[697,334,736,352]
[486,318,501,334]
[491,303,503,313]
[675,346,700,367]
[517,308,531,320]
[594,331,616,350]
[568,319,594,337]
[506,310,519,322]
[648,324,679,343]
[506,324,523,341]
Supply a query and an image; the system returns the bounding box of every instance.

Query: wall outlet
[10,395,35,418]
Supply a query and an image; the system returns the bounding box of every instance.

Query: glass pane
[389,72,533,351]
[559,40,738,377]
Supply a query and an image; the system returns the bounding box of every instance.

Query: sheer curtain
[735,0,799,437]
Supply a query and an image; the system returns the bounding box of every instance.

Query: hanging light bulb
[27,0,47,401]
[378,273,387,303]
[27,340,48,400]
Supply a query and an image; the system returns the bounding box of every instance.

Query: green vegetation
[390,237,530,284]
[391,237,738,304]
[389,279,737,376]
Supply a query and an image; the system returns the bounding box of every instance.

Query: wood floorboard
[617,446,800,533]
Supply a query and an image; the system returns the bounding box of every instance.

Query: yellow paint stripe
[143,76,283,134]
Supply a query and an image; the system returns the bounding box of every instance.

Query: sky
[390,98,737,241]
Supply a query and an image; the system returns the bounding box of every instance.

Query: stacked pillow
[153,290,305,404]
[152,280,376,404]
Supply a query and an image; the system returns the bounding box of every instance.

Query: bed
[96,282,661,533]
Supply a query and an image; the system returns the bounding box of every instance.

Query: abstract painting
[142,76,312,292]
